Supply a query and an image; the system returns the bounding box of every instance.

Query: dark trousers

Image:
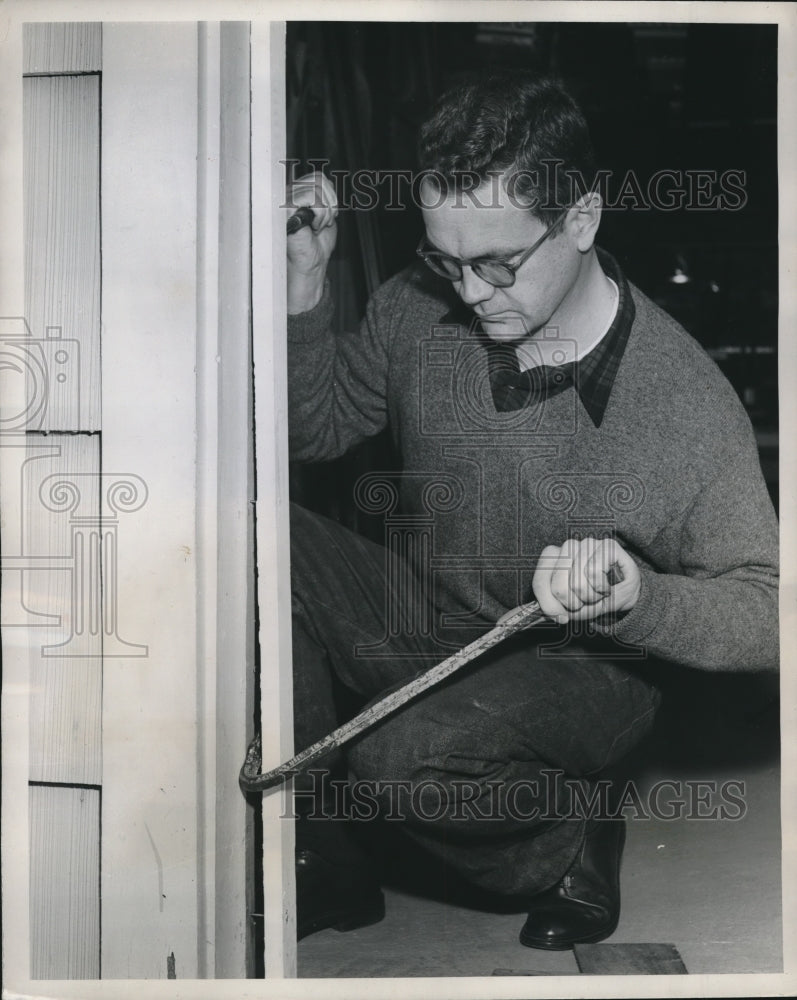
[290,503,660,897]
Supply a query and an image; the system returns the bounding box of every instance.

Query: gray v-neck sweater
[287,260,778,673]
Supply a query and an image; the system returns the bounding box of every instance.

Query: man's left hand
[532,537,641,625]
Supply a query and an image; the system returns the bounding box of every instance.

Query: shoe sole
[519,912,620,951]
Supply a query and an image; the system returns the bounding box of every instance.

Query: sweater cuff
[592,564,668,646]
[287,281,334,343]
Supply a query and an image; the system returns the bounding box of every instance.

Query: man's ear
[568,191,602,252]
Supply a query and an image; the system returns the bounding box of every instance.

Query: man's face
[420,177,582,344]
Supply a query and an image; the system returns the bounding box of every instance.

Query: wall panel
[25,434,102,785]
[23,73,101,431]
[23,23,102,74]
[29,784,100,980]
[23,21,104,981]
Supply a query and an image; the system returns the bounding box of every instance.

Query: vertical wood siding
[24,24,102,979]
[29,784,100,979]
[23,73,100,431]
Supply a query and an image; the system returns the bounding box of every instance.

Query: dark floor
[298,670,782,977]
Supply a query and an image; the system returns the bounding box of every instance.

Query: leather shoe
[296,846,385,941]
[519,818,625,951]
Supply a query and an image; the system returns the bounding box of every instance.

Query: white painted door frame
[2,16,296,985]
[101,21,266,979]
[251,19,297,979]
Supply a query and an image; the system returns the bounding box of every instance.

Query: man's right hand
[287,171,338,315]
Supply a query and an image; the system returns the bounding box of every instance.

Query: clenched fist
[286,171,338,315]
[532,536,641,624]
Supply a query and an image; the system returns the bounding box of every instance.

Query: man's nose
[456,265,495,307]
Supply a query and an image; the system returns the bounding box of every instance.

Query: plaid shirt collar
[567,248,635,427]
[441,248,634,428]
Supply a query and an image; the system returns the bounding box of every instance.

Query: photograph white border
[2,1,795,997]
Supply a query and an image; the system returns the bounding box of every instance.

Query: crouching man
[284,70,778,949]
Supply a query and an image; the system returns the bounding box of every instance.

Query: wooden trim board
[251,18,297,979]
[100,22,201,978]
[574,943,688,975]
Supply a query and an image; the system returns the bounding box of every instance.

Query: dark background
[286,20,778,520]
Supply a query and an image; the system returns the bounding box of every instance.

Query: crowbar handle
[240,599,547,794]
[286,205,315,235]
[239,561,622,795]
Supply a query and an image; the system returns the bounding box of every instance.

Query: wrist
[287,270,326,315]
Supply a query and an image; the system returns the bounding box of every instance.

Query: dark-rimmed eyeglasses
[416,208,570,288]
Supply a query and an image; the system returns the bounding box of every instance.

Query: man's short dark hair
[418,70,596,229]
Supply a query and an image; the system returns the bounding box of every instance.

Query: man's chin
[478,319,530,344]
